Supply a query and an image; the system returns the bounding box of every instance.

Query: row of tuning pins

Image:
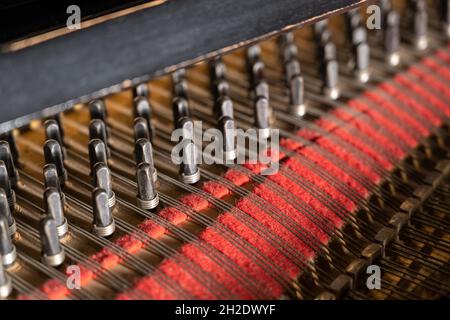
[90,96,160,212]
[0,135,19,298]
[379,0,447,65]
[171,69,201,184]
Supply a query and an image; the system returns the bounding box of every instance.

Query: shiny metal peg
[39,217,65,267]
[44,188,68,237]
[0,141,18,186]
[0,259,12,299]
[134,138,158,183]
[44,139,67,185]
[0,216,16,267]
[0,161,16,212]
[0,189,15,237]
[92,188,115,237]
[136,162,159,210]
[93,163,116,208]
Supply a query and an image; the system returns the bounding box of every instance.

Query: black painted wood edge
[0,0,367,133]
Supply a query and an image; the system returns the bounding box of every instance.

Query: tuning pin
[289,75,306,116]
[89,119,110,157]
[177,118,200,184]
[133,97,154,140]
[247,45,261,63]
[43,164,62,194]
[0,162,15,213]
[0,189,15,238]
[210,58,227,80]
[247,46,265,85]
[39,217,65,267]
[218,116,237,162]
[0,133,19,164]
[0,141,18,186]
[347,8,361,32]
[440,0,450,36]
[349,26,370,83]
[45,119,66,158]
[215,96,234,119]
[172,97,191,127]
[136,163,159,210]
[172,69,186,83]
[380,0,392,12]
[88,139,108,173]
[317,40,337,93]
[314,19,329,36]
[44,188,68,237]
[383,10,400,66]
[173,78,189,99]
[279,32,295,47]
[89,99,108,122]
[281,42,298,64]
[210,59,229,99]
[134,138,158,183]
[0,216,16,267]
[254,80,269,101]
[132,83,149,98]
[134,117,150,141]
[44,139,67,185]
[0,258,12,299]
[93,163,116,208]
[285,59,301,84]
[409,0,428,50]
[321,59,340,100]
[254,96,271,139]
[92,188,115,237]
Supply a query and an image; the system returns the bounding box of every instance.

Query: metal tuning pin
[279,32,306,116]
[0,188,16,237]
[0,162,16,213]
[383,9,401,66]
[134,117,150,141]
[136,162,159,210]
[0,141,19,187]
[0,133,19,164]
[134,138,158,183]
[39,216,65,266]
[44,139,67,185]
[89,119,110,157]
[44,119,66,158]
[0,216,16,267]
[218,116,236,162]
[89,99,108,122]
[132,83,149,98]
[247,45,269,101]
[133,96,155,141]
[440,0,450,37]
[172,97,191,125]
[409,0,428,50]
[93,163,116,208]
[44,188,68,237]
[210,58,229,100]
[215,96,234,120]
[43,164,62,195]
[254,96,271,139]
[347,11,370,83]
[0,257,12,299]
[176,118,200,184]
[88,139,108,174]
[316,25,340,99]
[92,188,115,237]
[172,69,188,99]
